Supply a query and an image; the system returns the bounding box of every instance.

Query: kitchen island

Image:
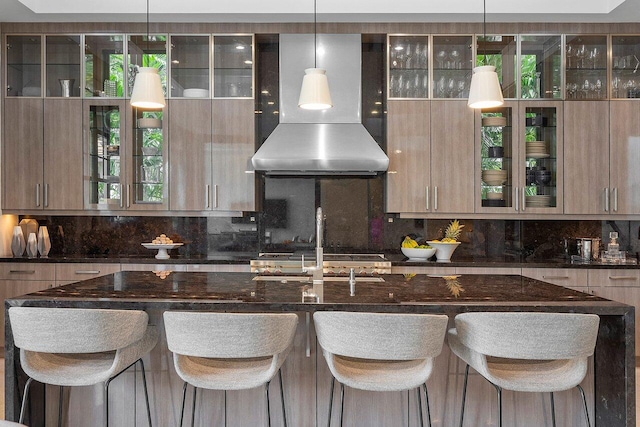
[4,272,635,426]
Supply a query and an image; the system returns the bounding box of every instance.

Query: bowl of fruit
[401,237,436,261]
[427,220,464,262]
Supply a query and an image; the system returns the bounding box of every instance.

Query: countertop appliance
[250,253,392,275]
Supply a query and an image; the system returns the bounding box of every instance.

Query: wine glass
[576,45,586,69]
[436,50,447,69]
[595,79,602,98]
[449,50,461,70]
[566,44,574,68]
[457,80,466,98]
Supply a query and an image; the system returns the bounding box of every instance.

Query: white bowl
[427,241,461,262]
[486,192,503,200]
[401,247,436,261]
[183,88,209,98]
[138,118,162,128]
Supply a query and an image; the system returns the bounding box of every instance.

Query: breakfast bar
[4,272,635,426]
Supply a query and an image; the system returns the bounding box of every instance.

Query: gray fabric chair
[163,312,298,427]
[313,311,449,427]
[447,312,600,427]
[9,307,158,426]
[0,421,27,426]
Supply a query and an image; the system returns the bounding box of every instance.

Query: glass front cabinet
[6,35,42,97]
[477,101,563,214]
[612,35,640,99]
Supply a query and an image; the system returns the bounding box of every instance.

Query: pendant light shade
[298,68,333,110]
[467,65,504,109]
[131,67,166,109]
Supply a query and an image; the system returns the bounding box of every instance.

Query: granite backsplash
[17,215,640,262]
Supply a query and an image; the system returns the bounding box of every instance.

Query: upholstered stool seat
[9,307,158,426]
[314,311,449,427]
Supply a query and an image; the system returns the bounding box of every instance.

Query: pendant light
[298,0,333,110]
[130,0,166,109]
[467,0,504,109]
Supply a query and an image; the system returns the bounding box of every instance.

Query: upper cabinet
[476,35,517,99]
[6,35,42,97]
[388,35,429,99]
[127,34,168,98]
[565,35,607,100]
[611,35,640,99]
[84,35,125,98]
[170,35,211,98]
[519,35,562,99]
[433,36,473,99]
[213,35,254,98]
[45,35,81,97]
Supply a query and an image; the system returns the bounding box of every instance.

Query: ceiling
[1,0,639,23]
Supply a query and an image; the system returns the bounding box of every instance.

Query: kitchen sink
[253,275,385,283]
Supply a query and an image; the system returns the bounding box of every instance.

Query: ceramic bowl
[183,88,209,98]
[401,247,436,261]
[427,241,461,262]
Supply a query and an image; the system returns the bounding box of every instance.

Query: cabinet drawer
[120,263,189,272]
[455,267,521,275]
[0,263,56,281]
[588,269,640,287]
[521,268,588,288]
[187,264,250,273]
[55,263,121,282]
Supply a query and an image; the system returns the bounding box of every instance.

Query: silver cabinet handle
[514,187,519,211]
[305,312,311,358]
[35,184,40,207]
[9,270,36,274]
[522,187,526,211]
[609,276,638,281]
[434,186,438,211]
[425,186,429,211]
[613,187,618,212]
[542,276,569,280]
[75,270,100,275]
[127,184,131,208]
[213,184,219,208]
[119,184,124,208]
[604,187,610,212]
[206,184,211,209]
[44,183,49,208]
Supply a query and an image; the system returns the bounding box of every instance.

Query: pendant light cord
[314,0,317,68]
[482,0,487,65]
[146,0,150,55]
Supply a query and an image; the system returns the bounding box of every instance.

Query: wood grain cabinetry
[521,267,588,291]
[0,263,55,346]
[54,263,121,287]
[386,100,474,214]
[563,101,610,214]
[609,100,640,214]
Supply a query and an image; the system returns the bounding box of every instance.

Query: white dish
[486,192,503,200]
[427,241,461,262]
[183,88,209,98]
[526,153,551,159]
[138,118,162,128]
[142,243,184,259]
[401,247,436,261]
[482,117,507,127]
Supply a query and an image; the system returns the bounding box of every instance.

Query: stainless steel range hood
[251,34,389,175]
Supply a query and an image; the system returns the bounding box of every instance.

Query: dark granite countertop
[1,254,638,269]
[6,271,628,315]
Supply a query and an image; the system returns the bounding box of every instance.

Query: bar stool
[9,307,158,426]
[163,312,298,427]
[0,421,27,426]
[447,312,600,427]
[313,311,449,427]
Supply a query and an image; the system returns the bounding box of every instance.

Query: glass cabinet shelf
[170,35,210,98]
[480,107,514,209]
[132,109,165,202]
[565,35,607,100]
[87,104,122,207]
[433,35,472,98]
[6,35,42,97]
[477,35,517,99]
[213,35,253,98]
[127,35,168,98]
[520,35,562,99]
[388,35,428,99]
[85,35,124,98]
[612,35,640,98]
[46,35,81,97]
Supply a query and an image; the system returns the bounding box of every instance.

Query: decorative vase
[37,226,51,257]
[11,226,25,257]
[26,233,37,258]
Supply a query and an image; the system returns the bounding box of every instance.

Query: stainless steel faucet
[303,207,324,284]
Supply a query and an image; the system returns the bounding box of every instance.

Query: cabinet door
[609,101,640,214]
[3,98,44,210]
[169,100,212,211]
[563,101,610,214]
[521,267,588,290]
[211,99,256,211]
[386,100,430,213]
[591,286,640,356]
[430,100,475,213]
[44,99,83,210]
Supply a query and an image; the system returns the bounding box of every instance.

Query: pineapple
[442,219,464,243]
[443,276,464,297]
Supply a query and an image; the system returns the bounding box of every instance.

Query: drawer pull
[75,270,100,275]
[542,276,569,280]
[9,270,36,274]
[609,276,638,281]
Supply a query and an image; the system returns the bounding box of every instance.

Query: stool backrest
[9,307,149,353]
[454,312,600,360]
[314,312,448,360]
[164,312,298,358]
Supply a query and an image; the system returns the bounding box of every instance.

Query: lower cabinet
[0,263,55,346]
[521,268,589,291]
[54,262,121,286]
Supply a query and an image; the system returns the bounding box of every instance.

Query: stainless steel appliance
[250,253,392,275]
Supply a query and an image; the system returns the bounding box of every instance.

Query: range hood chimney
[251,34,389,175]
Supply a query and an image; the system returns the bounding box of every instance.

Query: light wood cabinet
[0,263,55,346]
[54,262,121,287]
[563,101,610,214]
[2,98,82,211]
[169,99,212,211]
[3,98,44,210]
[521,267,588,291]
[211,98,256,211]
[386,100,474,214]
[609,100,640,214]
